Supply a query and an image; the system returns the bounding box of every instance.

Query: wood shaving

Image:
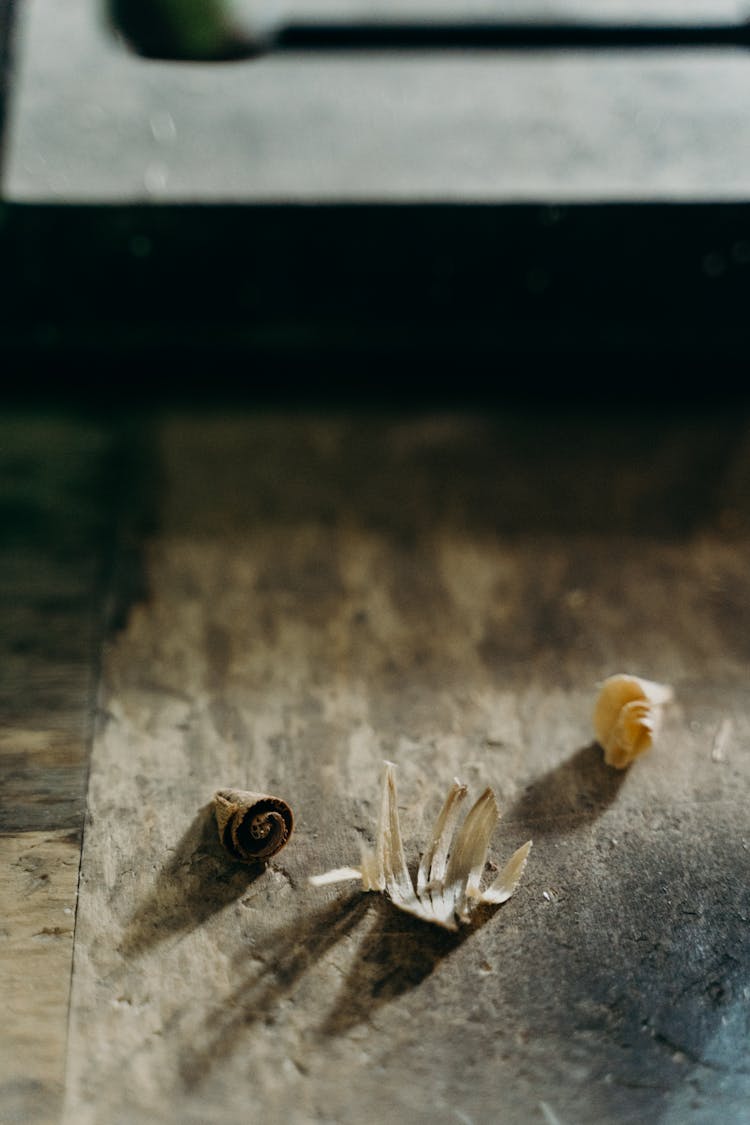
[711,717,733,763]
[213,788,294,862]
[309,762,532,931]
[539,1102,567,1125]
[593,673,673,769]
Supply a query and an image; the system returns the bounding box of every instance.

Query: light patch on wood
[0,830,80,1123]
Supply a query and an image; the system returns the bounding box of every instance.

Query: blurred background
[2,0,750,408]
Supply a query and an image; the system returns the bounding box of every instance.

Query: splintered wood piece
[309,762,532,930]
[476,841,534,906]
[212,788,294,862]
[416,778,467,899]
[444,788,500,923]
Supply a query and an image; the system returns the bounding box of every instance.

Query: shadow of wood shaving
[319,895,500,1036]
[179,889,502,1088]
[507,742,627,836]
[121,803,266,956]
[179,892,370,1089]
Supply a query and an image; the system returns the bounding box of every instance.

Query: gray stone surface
[5,0,750,201]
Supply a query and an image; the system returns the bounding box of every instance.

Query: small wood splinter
[593,674,674,769]
[309,762,532,931]
[213,788,294,862]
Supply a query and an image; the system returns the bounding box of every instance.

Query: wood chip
[309,762,532,931]
[593,673,673,769]
[711,717,733,763]
[212,788,294,862]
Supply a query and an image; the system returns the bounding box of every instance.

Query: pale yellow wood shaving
[476,840,534,905]
[310,762,532,930]
[593,673,674,769]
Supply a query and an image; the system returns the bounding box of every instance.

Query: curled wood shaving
[213,788,294,862]
[309,762,532,931]
[593,673,673,769]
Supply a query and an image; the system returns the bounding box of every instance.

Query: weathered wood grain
[0,416,144,1125]
[63,410,750,1125]
[0,831,80,1125]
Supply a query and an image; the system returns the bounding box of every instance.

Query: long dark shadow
[122,803,267,956]
[107,3,750,61]
[320,895,501,1037]
[277,20,750,52]
[507,742,627,836]
[179,892,371,1088]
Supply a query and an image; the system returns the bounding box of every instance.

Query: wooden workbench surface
[2,403,749,1125]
